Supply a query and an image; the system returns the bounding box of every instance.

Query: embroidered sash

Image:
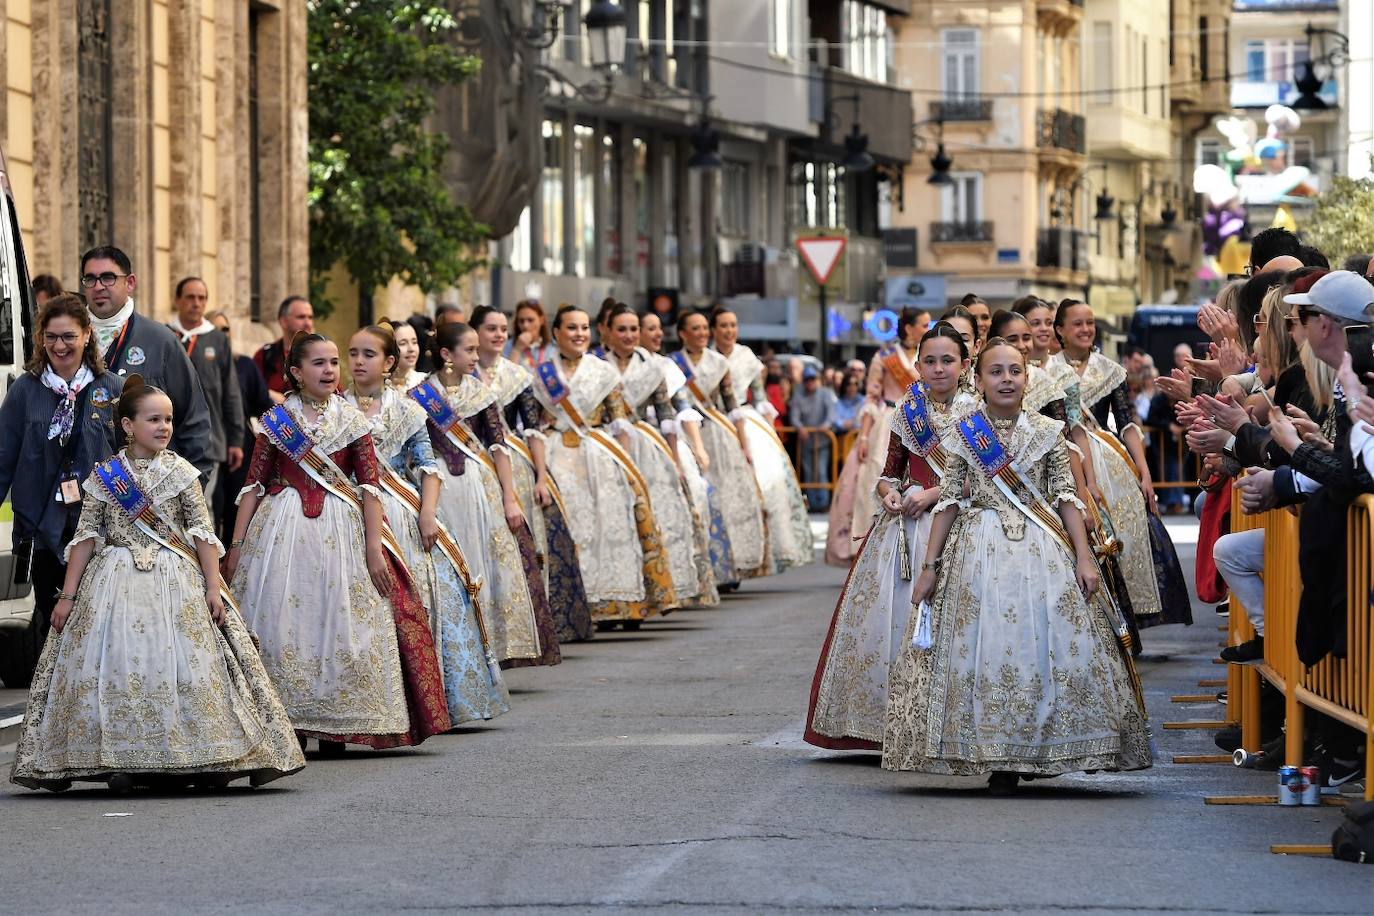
[502,433,571,518]
[955,410,1145,710]
[410,380,498,474]
[900,382,949,479]
[259,405,409,564]
[535,360,589,432]
[670,351,740,440]
[879,343,918,391]
[373,463,501,680]
[94,457,239,614]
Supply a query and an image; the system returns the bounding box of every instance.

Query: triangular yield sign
[796,236,847,286]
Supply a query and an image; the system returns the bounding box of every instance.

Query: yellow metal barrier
[1141,425,1201,491]
[1226,488,1374,802]
[777,425,843,493]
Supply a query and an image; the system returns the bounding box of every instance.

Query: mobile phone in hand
[1345,324,1374,394]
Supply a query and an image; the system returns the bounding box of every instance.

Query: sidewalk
[0,686,27,765]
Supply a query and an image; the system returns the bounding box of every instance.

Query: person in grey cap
[1238,270,1374,669]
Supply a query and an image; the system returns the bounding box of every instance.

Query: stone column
[30,0,79,281]
[109,0,154,292]
[166,0,201,287]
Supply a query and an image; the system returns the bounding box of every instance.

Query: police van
[0,147,39,687]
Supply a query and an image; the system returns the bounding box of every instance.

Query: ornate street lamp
[584,1,628,73]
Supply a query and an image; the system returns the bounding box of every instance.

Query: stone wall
[2,0,308,341]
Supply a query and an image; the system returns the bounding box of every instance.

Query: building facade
[891,0,1230,314]
[2,0,308,333]
[428,0,912,357]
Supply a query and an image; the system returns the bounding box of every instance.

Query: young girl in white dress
[346,326,509,725]
[12,378,304,791]
[883,339,1152,794]
[227,334,451,753]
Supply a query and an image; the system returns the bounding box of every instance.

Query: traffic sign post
[796,236,847,367]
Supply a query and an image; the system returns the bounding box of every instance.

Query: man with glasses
[80,246,213,479]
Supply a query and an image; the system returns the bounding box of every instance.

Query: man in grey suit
[80,246,214,480]
[168,276,245,506]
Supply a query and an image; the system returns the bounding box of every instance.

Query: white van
[0,146,39,687]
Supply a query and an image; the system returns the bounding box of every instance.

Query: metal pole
[818,281,828,367]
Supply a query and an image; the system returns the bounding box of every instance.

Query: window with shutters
[940,29,979,101]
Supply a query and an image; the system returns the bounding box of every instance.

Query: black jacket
[166,325,244,463]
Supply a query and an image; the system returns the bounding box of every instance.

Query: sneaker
[1216,690,1228,705]
[1313,750,1364,795]
[1220,636,1264,665]
[1216,601,1230,617]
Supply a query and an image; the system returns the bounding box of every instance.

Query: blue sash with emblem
[956,410,1013,476]
[901,382,943,458]
[260,404,313,464]
[94,457,152,518]
[409,380,460,431]
[535,360,587,429]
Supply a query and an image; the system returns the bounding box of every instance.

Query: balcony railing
[1037,227,1089,271]
[1036,108,1086,155]
[929,98,993,122]
[931,221,994,243]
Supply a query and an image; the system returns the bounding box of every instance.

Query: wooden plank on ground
[1163,721,1228,730]
[1173,754,1231,764]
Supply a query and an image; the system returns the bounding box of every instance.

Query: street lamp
[1292,22,1350,111]
[927,144,953,186]
[584,1,628,73]
[1094,190,1115,222]
[688,120,722,170]
[842,124,875,173]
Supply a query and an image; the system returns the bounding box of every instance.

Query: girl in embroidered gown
[12,381,304,791]
[995,307,1142,643]
[227,334,450,751]
[826,309,927,567]
[1049,301,1190,627]
[419,323,553,666]
[388,320,429,391]
[806,325,975,750]
[346,326,509,724]
[470,307,595,644]
[712,307,815,572]
[882,339,1153,794]
[603,303,716,607]
[530,306,678,627]
[642,312,738,590]
[676,310,769,583]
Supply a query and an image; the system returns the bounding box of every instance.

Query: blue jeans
[800,435,831,511]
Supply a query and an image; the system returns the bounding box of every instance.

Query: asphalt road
[1,520,1369,915]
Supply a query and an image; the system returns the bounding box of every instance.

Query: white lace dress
[722,343,815,572]
[232,395,411,738]
[12,450,304,789]
[882,410,1153,777]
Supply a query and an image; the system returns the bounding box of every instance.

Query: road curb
[0,712,20,767]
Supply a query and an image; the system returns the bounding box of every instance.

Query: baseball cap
[1283,270,1374,323]
[802,366,819,380]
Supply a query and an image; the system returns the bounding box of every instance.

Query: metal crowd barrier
[1141,425,1201,491]
[775,425,856,494]
[1228,487,1374,802]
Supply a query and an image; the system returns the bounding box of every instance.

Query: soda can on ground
[1299,765,1321,805]
[1277,765,1305,806]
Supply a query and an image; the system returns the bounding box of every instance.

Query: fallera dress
[1048,352,1191,628]
[11,450,304,790]
[722,343,815,572]
[614,346,717,607]
[881,409,1153,778]
[806,386,975,750]
[419,373,547,665]
[233,394,451,747]
[826,343,918,568]
[657,351,739,589]
[480,356,595,644]
[677,348,768,580]
[530,352,678,623]
[348,387,509,725]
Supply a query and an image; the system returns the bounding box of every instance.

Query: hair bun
[122,373,145,393]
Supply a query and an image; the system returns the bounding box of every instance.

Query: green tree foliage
[1303,156,1374,263]
[308,1,488,312]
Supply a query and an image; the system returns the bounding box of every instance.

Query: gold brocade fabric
[881,412,1152,777]
[11,453,304,788]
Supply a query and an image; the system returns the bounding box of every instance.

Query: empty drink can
[1278,765,1305,806]
[1299,766,1322,805]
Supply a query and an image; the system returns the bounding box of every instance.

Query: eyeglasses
[42,332,81,346]
[1296,306,1318,325]
[1244,264,1255,277]
[1253,316,1269,328]
[79,272,127,289]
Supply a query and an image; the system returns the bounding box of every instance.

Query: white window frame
[1197,137,1223,167]
[770,0,791,59]
[1289,136,1315,168]
[940,28,980,101]
[940,172,983,225]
